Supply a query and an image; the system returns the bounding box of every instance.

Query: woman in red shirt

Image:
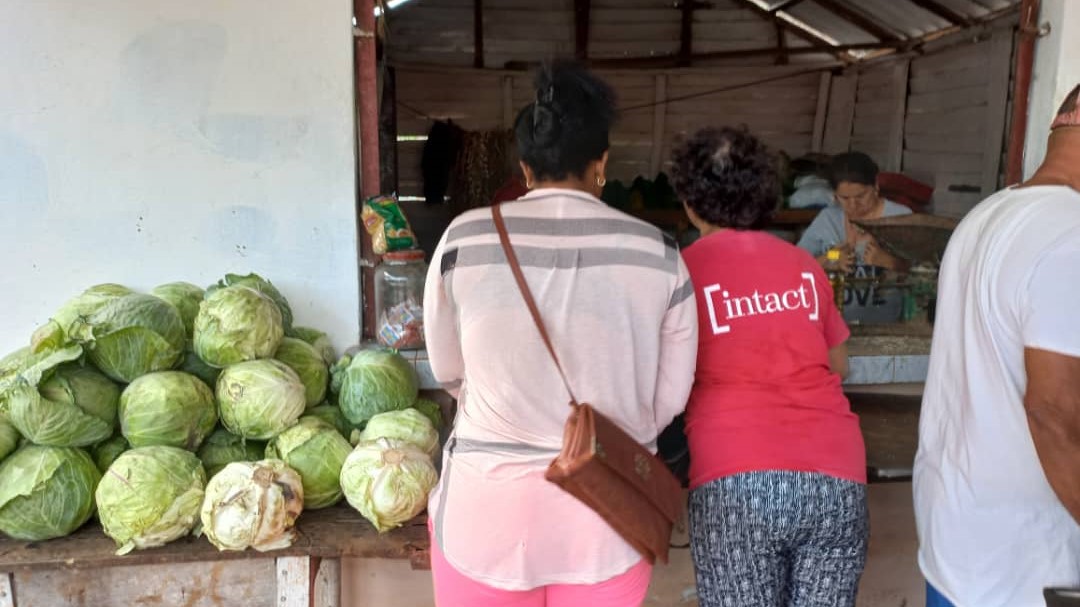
[671,127,868,607]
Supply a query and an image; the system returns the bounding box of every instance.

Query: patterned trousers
[689,471,869,607]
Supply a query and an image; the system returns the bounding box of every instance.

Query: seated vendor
[798,152,911,324]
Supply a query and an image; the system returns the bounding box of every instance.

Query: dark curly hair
[670,126,779,230]
[514,61,616,181]
[828,151,879,188]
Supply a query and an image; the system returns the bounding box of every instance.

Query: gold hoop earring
[596,175,607,188]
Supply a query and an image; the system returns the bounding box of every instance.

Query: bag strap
[491,204,579,407]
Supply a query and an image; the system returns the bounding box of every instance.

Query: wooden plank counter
[0,505,430,607]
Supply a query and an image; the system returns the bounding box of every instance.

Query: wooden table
[0,504,429,607]
[847,390,921,482]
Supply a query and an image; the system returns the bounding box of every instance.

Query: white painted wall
[1023,0,1080,178]
[0,1,359,355]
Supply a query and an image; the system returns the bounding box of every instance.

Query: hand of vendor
[817,243,855,274]
[863,238,909,272]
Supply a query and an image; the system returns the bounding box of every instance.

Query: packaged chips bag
[362,196,418,255]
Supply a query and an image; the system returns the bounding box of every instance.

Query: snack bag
[362,195,418,254]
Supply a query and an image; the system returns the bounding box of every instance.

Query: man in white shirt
[914,84,1080,607]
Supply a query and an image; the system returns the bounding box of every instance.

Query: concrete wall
[1023,0,1080,178]
[0,0,359,355]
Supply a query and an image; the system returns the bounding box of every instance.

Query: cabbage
[96,446,206,555]
[119,371,218,450]
[197,428,265,478]
[275,337,328,408]
[331,349,418,426]
[356,408,439,456]
[8,364,120,447]
[200,459,304,551]
[151,282,205,337]
[413,398,444,431]
[0,445,100,541]
[179,342,220,387]
[91,436,129,473]
[340,438,437,533]
[207,273,294,335]
[291,326,336,365]
[217,360,305,440]
[0,344,84,412]
[76,293,186,383]
[0,418,19,462]
[194,286,283,368]
[266,417,351,509]
[30,284,133,353]
[307,403,352,437]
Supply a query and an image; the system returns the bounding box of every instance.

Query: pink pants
[429,533,653,607]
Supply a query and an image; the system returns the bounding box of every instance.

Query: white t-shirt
[915,186,1080,606]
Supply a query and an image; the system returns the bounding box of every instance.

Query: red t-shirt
[681,230,865,488]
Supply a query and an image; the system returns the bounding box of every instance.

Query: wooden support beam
[822,71,858,154]
[981,31,1014,194]
[582,42,896,70]
[771,0,809,12]
[884,60,910,173]
[473,0,484,69]
[906,0,971,26]
[574,0,591,61]
[679,0,695,67]
[813,0,902,42]
[775,20,788,65]
[811,71,832,152]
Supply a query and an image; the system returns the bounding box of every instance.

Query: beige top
[423,188,698,590]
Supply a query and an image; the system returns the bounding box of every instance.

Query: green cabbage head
[200,459,304,552]
[151,282,205,338]
[0,445,100,541]
[91,436,129,473]
[356,408,439,456]
[119,371,218,450]
[217,360,305,440]
[207,273,294,335]
[266,417,352,509]
[197,428,265,478]
[0,418,19,462]
[194,286,283,368]
[30,284,133,353]
[8,364,120,447]
[76,293,187,383]
[340,438,437,533]
[95,446,206,555]
[291,326,336,365]
[306,403,352,437]
[331,349,418,426]
[413,398,444,431]
[275,337,328,408]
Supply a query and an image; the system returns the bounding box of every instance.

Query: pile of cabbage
[0,273,442,553]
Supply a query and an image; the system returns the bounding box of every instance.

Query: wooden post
[678,0,694,67]
[822,72,858,154]
[574,0,591,61]
[379,66,399,195]
[811,71,832,152]
[981,31,1015,194]
[884,60,910,173]
[0,573,14,607]
[355,0,379,340]
[650,75,668,176]
[473,0,484,69]
[775,21,788,65]
[277,556,315,607]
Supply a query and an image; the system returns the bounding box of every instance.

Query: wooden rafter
[574,0,591,61]
[770,0,809,13]
[583,42,897,70]
[906,0,971,27]
[813,0,902,42]
[473,0,483,68]
[678,0,695,66]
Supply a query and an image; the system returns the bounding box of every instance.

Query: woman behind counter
[422,61,698,607]
[673,127,868,607]
[798,152,911,324]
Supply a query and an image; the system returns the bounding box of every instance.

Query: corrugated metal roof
[381,0,1022,68]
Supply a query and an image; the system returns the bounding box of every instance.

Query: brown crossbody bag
[491,203,683,564]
